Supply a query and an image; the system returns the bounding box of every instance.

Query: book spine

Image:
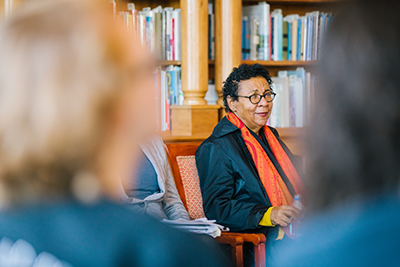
[294,76,304,127]
[297,18,301,61]
[317,13,323,60]
[161,11,166,60]
[208,4,214,60]
[307,15,313,61]
[301,17,307,61]
[171,17,175,60]
[247,18,251,60]
[278,12,283,61]
[250,19,259,61]
[211,12,215,59]
[291,19,297,61]
[178,68,183,105]
[271,15,275,60]
[165,74,171,130]
[274,13,279,61]
[176,9,181,61]
[242,17,247,59]
[166,10,172,61]
[155,67,161,131]
[288,75,297,127]
[313,11,319,61]
[269,14,272,61]
[287,21,291,60]
[154,12,161,59]
[282,21,288,61]
[160,70,166,131]
[259,3,270,61]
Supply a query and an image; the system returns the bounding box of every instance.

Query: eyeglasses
[236,91,276,104]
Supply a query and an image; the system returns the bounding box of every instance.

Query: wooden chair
[165,142,267,267]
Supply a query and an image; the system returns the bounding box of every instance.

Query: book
[270,76,290,128]
[120,5,181,61]
[250,18,260,60]
[258,2,270,60]
[173,9,181,60]
[311,11,319,60]
[242,2,270,60]
[271,9,283,61]
[291,16,299,61]
[282,21,288,60]
[242,16,249,59]
[162,218,228,238]
[164,7,174,61]
[208,3,215,60]
[273,68,314,128]
[301,16,307,61]
[153,6,162,59]
[240,6,334,62]
[153,66,182,131]
[297,18,301,61]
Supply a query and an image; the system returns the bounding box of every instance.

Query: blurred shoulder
[273,197,400,267]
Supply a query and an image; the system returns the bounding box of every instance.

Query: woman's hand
[270,206,301,227]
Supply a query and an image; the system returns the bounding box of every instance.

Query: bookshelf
[159,60,215,66]
[2,0,338,154]
[243,0,339,3]
[241,60,316,76]
[160,60,181,66]
[212,0,340,154]
[241,60,316,66]
[115,0,337,152]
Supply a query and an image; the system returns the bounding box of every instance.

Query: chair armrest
[221,232,266,246]
[215,235,244,247]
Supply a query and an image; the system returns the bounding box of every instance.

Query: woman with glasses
[195,63,305,266]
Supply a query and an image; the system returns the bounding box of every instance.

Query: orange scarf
[227,112,305,207]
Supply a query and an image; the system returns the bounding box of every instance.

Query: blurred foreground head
[307,0,400,211]
[0,0,156,207]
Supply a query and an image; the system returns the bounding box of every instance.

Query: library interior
[0,0,399,266]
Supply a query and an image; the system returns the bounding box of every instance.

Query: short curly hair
[222,64,273,112]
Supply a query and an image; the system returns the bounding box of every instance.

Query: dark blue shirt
[0,200,231,267]
[125,149,160,199]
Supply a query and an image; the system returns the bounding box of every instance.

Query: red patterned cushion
[176,156,206,220]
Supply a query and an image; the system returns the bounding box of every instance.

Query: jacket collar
[212,116,240,138]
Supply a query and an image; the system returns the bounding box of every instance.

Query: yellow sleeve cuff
[259,207,275,227]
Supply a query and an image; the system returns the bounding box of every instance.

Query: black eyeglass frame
[236,91,277,104]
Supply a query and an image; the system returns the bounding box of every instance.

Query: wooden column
[0,1,4,18]
[181,0,208,105]
[2,0,23,17]
[171,0,220,137]
[215,0,242,108]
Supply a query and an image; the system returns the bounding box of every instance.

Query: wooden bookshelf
[159,60,215,66]
[241,60,316,66]
[161,127,305,154]
[241,60,317,76]
[159,60,181,66]
[243,0,340,3]
[159,130,209,143]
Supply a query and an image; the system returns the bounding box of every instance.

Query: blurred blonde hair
[0,0,135,205]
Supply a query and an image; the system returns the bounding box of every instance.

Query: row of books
[153,66,314,130]
[242,2,333,61]
[268,68,315,128]
[116,2,215,61]
[117,4,181,61]
[154,66,183,131]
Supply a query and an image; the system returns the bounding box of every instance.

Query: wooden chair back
[164,142,202,211]
[165,141,266,267]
